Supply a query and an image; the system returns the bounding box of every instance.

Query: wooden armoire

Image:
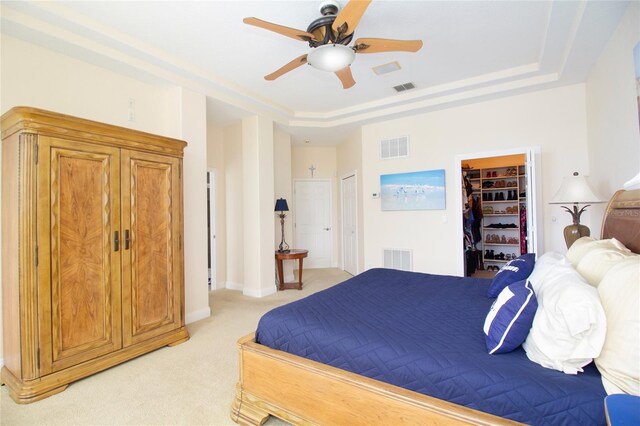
[1,107,189,403]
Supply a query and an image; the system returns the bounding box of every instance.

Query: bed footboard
[231,333,519,425]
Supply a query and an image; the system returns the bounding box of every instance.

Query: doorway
[294,179,332,268]
[341,173,358,275]
[207,169,216,290]
[456,148,540,277]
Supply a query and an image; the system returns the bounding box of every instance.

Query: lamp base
[563,224,590,248]
[277,249,290,253]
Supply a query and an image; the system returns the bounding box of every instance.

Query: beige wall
[274,128,294,281]
[0,36,179,136]
[206,124,227,289]
[172,87,211,323]
[362,84,591,275]
[223,123,244,290]
[337,130,365,274]
[586,2,640,229]
[291,146,339,267]
[241,116,276,297]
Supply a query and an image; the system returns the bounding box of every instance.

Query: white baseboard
[243,285,277,298]
[185,307,211,324]
[225,281,244,291]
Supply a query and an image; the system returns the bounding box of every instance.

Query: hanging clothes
[520,206,527,254]
[471,195,483,244]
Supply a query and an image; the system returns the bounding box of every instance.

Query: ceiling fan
[244,0,423,89]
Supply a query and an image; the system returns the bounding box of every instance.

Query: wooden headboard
[601,188,640,254]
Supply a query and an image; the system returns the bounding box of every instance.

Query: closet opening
[458,151,538,278]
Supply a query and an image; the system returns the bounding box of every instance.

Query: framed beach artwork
[380,169,446,211]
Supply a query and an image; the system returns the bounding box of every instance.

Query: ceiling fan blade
[332,0,372,37]
[335,66,356,89]
[264,55,308,81]
[243,17,316,42]
[354,38,423,54]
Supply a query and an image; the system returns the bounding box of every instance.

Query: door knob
[323,227,331,231]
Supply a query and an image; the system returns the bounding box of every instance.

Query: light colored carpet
[1,268,352,425]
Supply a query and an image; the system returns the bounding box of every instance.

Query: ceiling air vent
[393,82,415,92]
[372,61,401,75]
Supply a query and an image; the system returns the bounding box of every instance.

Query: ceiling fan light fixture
[307,44,355,72]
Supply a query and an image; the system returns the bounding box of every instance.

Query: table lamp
[275,198,290,253]
[549,172,606,248]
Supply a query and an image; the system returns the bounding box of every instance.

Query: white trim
[340,171,359,275]
[185,307,211,324]
[454,146,541,277]
[292,178,334,268]
[207,168,217,291]
[225,281,244,291]
[243,285,277,298]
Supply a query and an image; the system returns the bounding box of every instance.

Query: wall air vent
[383,249,413,272]
[393,82,416,92]
[380,136,409,160]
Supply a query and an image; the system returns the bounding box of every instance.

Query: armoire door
[121,150,182,346]
[37,137,122,374]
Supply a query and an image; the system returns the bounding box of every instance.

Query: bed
[231,188,640,425]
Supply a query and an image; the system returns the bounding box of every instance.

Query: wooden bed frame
[231,188,640,426]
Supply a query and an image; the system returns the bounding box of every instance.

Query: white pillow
[566,237,631,267]
[527,251,569,296]
[576,247,632,287]
[565,236,596,265]
[595,256,640,395]
[522,260,607,374]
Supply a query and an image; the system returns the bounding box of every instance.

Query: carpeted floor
[1,268,351,425]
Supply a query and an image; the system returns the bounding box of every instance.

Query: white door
[294,180,332,268]
[341,174,357,275]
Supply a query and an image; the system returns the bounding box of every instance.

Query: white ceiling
[0,0,630,144]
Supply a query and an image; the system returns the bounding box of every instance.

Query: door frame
[454,146,541,277]
[293,178,333,268]
[340,171,358,275]
[207,168,217,291]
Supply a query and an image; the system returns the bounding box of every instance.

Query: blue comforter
[256,268,606,425]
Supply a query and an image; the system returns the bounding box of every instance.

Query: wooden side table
[275,249,309,290]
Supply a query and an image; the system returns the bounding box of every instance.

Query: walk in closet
[462,154,528,276]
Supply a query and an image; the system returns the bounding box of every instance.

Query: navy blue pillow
[487,253,536,298]
[483,279,538,354]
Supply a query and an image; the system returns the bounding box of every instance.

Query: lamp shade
[307,44,355,72]
[549,172,605,204]
[274,198,289,212]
